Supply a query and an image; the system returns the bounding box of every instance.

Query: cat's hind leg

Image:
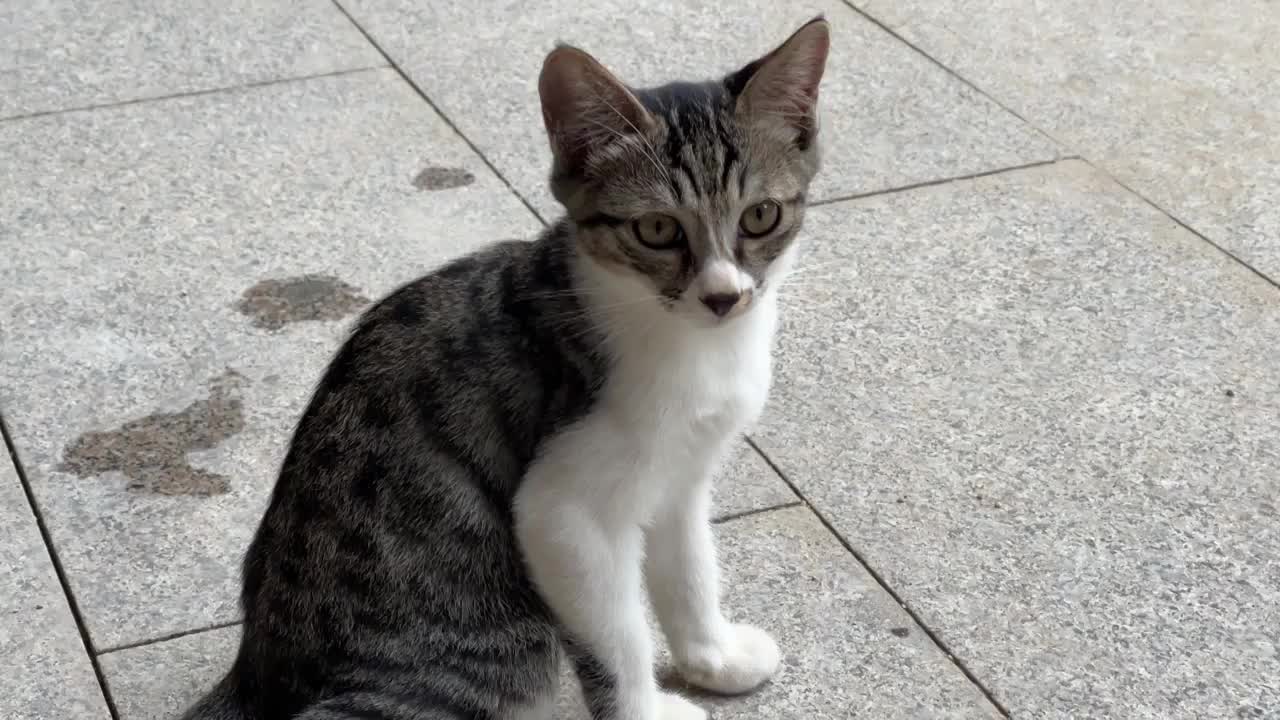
[293,675,562,720]
[292,692,448,719]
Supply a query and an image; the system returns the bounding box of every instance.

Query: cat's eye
[739,200,782,237]
[632,213,685,250]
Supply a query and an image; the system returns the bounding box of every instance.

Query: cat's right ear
[538,45,655,174]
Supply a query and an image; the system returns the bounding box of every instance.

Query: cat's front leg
[516,482,706,720]
[645,474,781,695]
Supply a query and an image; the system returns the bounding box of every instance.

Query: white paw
[676,623,781,695]
[657,692,708,720]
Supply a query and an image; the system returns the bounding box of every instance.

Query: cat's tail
[178,674,245,720]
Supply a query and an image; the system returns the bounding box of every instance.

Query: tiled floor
[2,1,1276,719]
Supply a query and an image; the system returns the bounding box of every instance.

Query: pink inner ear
[538,51,589,154]
[538,47,652,169]
[742,22,831,118]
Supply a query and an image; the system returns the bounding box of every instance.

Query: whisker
[584,90,670,181]
[545,293,662,323]
[785,259,849,277]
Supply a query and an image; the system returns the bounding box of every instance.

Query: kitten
[181,16,829,720]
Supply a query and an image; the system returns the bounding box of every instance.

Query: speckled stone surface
[8,2,1280,715]
[0,0,384,118]
[712,441,798,521]
[753,160,1280,719]
[100,624,242,720]
[0,458,110,719]
[102,508,1001,720]
[337,0,1060,220]
[0,69,543,650]
[559,507,1003,719]
[854,0,1280,281]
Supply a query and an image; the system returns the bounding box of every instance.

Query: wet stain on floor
[412,165,475,191]
[59,369,247,496]
[236,274,369,331]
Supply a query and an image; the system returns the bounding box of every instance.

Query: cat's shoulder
[361,239,535,319]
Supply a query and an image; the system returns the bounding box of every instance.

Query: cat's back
[262,230,606,540]
[219,233,602,718]
[307,232,602,445]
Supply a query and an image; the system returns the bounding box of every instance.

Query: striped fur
[181,17,829,720]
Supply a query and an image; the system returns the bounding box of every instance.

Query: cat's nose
[700,292,741,318]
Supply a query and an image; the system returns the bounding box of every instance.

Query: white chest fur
[604,300,775,449]
[521,294,778,529]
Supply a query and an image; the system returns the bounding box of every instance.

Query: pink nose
[700,292,740,317]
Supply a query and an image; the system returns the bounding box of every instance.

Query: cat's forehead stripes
[641,82,746,206]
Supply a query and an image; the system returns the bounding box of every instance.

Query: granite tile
[104,509,1001,720]
[0,68,543,650]
[856,0,1280,280]
[564,507,1003,719]
[754,159,1280,718]
[712,441,797,521]
[0,456,110,719]
[0,0,383,118]
[100,624,241,720]
[337,0,1059,220]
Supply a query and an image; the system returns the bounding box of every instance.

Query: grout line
[97,619,244,657]
[711,501,803,525]
[329,0,550,228]
[744,435,1013,718]
[1079,158,1280,290]
[812,156,1078,207]
[840,0,1065,151]
[0,65,390,123]
[0,413,122,720]
[843,1,1279,292]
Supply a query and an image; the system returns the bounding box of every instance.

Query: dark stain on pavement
[59,369,247,496]
[412,165,475,191]
[236,275,369,331]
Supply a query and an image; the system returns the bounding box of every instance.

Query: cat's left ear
[730,16,831,146]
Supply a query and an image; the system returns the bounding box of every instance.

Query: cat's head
[539,18,830,326]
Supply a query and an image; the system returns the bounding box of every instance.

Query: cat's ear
[538,45,656,174]
[730,17,831,145]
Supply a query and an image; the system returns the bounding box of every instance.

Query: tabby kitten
[182,17,830,720]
